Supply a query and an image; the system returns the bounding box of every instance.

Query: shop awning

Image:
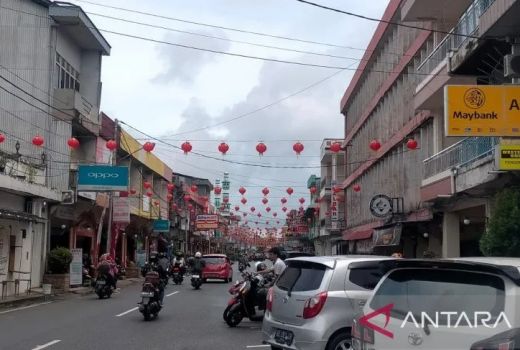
[344,229,373,241]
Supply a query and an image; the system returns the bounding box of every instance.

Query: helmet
[256,262,267,272]
[195,252,202,258]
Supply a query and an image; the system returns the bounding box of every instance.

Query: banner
[373,224,402,247]
[113,197,130,223]
[69,248,83,286]
[196,215,219,230]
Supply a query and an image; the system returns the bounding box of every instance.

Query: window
[203,257,226,265]
[55,53,80,91]
[348,265,385,290]
[276,261,326,292]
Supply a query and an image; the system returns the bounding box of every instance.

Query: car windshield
[276,261,326,292]
[204,257,226,265]
[370,269,506,326]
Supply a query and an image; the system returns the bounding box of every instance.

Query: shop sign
[495,144,520,170]
[113,197,130,223]
[153,219,170,232]
[196,215,219,230]
[69,248,82,286]
[444,85,520,136]
[135,250,146,268]
[373,224,402,247]
[78,165,129,191]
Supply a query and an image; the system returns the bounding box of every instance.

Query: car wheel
[327,332,352,350]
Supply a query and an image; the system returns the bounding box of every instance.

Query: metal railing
[416,0,495,76]
[423,137,499,179]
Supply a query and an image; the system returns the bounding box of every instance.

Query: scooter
[225,272,271,327]
[138,271,162,321]
[223,276,248,321]
[94,272,113,299]
[191,272,202,290]
[171,266,183,285]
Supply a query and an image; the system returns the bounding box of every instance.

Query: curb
[0,294,51,311]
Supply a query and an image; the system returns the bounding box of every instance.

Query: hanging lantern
[406,139,418,150]
[234,206,240,211]
[32,135,44,147]
[276,221,280,225]
[106,139,117,151]
[282,207,287,213]
[223,197,229,203]
[167,183,175,192]
[369,139,381,151]
[67,137,80,150]
[130,188,137,195]
[143,141,155,152]
[243,212,247,217]
[262,198,268,205]
[256,142,267,156]
[281,197,287,204]
[188,203,193,210]
[257,213,262,218]
[266,207,271,212]
[309,186,317,194]
[218,142,229,155]
[172,203,178,211]
[353,184,361,192]
[293,142,304,155]
[330,142,342,153]
[146,191,153,197]
[191,184,198,193]
[262,187,270,196]
[241,198,247,205]
[214,186,222,195]
[266,221,269,225]
[143,181,151,189]
[181,141,192,154]
[299,198,305,204]
[184,194,191,202]
[250,207,256,213]
[167,193,173,201]
[0,134,5,144]
[239,187,246,195]
[286,187,294,195]
[273,212,277,217]
[333,186,342,194]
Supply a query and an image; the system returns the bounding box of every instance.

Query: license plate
[274,328,294,345]
[192,275,199,279]
[97,280,106,285]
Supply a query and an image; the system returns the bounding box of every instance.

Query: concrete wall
[79,50,102,111]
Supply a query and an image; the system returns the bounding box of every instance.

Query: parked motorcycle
[171,265,183,285]
[94,272,113,299]
[138,271,162,321]
[191,273,202,290]
[225,272,272,327]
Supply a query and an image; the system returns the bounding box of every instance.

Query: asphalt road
[0,267,268,350]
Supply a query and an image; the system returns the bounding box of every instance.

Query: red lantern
[309,186,317,194]
[256,142,267,156]
[273,212,277,217]
[407,139,418,150]
[262,187,270,196]
[188,203,193,210]
[330,142,342,153]
[250,207,256,213]
[266,221,269,225]
[243,212,247,217]
[184,194,191,202]
[293,142,304,155]
[143,141,155,152]
[353,184,361,192]
[191,184,198,193]
[333,186,342,194]
[167,183,175,192]
[241,198,247,205]
[0,134,5,144]
[67,137,80,150]
[239,187,246,195]
[167,193,173,201]
[214,186,222,195]
[266,207,271,212]
[369,139,381,151]
[281,198,287,204]
[146,191,153,197]
[262,198,268,205]
[257,213,262,218]
[286,187,294,195]
[106,139,117,151]
[299,198,305,205]
[172,203,178,211]
[282,207,287,213]
[143,181,151,189]
[130,188,137,195]
[181,141,192,154]
[276,221,280,225]
[223,197,229,203]
[234,206,240,211]
[218,142,229,155]
[32,135,44,147]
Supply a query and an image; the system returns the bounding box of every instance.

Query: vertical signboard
[69,248,83,286]
[113,197,130,223]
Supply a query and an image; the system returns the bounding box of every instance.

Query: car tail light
[266,287,274,312]
[471,341,515,350]
[352,317,375,345]
[303,291,328,319]
[470,329,519,350]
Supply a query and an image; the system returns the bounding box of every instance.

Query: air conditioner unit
[61,190,75,205]
[504,54,520,78]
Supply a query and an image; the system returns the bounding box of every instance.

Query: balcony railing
[416,0,495,76]
[423,137,499,179]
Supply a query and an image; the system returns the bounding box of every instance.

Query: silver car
[262,255,393,350]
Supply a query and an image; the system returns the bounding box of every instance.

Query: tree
[480,189,520,257]
[47,247,73,274]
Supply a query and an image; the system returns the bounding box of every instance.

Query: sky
[69,0,390,226]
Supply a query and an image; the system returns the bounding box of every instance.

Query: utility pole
[106,119,118,255]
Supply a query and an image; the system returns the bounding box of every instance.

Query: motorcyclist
[190,252,206,276]
[174,253,186,275]
[97,253,118,291]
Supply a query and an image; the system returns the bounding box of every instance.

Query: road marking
[115,307,138,317]
[246,346,270,349]
[167,291,179,297]
[32,339,61,350]
[0,301,53,315]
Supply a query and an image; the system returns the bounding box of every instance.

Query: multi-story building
[340,0,520,258]
[0,0,109,296]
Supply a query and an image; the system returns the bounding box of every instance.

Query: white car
[352,258,520,350]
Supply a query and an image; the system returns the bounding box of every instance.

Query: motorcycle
[171,266,183,285]
[138,271,162,321]
[191,272,202,290]
[238,262,249,273]
[94,272,113,299]
[225,272,272,327]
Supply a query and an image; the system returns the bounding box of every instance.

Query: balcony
[321,139,344,162]
[53,89,100,133]
[319,178,331,198]
[401,0,473,22]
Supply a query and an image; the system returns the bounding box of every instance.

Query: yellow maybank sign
[445,85,520,136]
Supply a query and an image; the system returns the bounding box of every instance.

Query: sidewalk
[0,277,143,310]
